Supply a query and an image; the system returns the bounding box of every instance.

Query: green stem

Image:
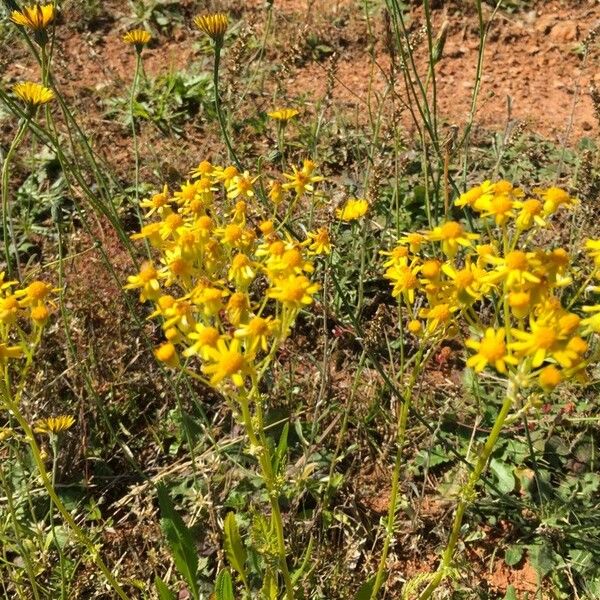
[213,41,242,170]
[369,346,428,600]
[1,119,28,281]
[0,387,131,600]
[417,378,519,600]
[237,389,295,600]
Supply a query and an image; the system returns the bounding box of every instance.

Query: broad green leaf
[355,575,377,600]
[157,484,199,599]
[504,544,524,567]
[528,543,560,578]
[224,512,248,585]
[489,458,516,494]
[155,575,176,600]
[215,569,235,600]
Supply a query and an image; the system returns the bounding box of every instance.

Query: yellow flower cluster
[126,162,324,389]
[383,180,593,392]
[0,274,55,364]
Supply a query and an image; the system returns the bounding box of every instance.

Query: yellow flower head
[202,338,253,388]
[426,221,478,258]
[123,29,151,52]
[194,12,229,42]
[538,365,561,391]
[268,108,299,121]
[267,275,320,309]
[13,82,54,107]
[154,342,179,368]
[34,415,75,435]
[336,198,369,222]
[306,227,332,256]
[466,328,518,374]
[11,3,54,31]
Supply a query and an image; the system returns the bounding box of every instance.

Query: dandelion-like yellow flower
[202,338,253,387]
[268,108,299,121]
[13,82,54,107]
[194,12,229,42]
[267,275,320,309]
[154,342,179,368]
[34,415,75,435]
[425,221,479,258]
[336,198,369,222]
[306,227,332,255]
[466,329,518,374]
[123,29,151,51]
[11,4,54,31]
[538,365,561,391]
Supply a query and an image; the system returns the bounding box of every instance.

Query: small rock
[527,45,540,55]
[582,121,593,131]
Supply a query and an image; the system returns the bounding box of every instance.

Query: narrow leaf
[355,575,377,600]
[223,512,248,585]
[157,484,200,599]
[155,575,176,600]
[215,569,235,600]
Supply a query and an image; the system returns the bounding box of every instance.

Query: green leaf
[223,512,248,585]
[355,575,377,600]
[528,543,560,578]
[490,458,516,494]
[157,484,199,599]
[155,575,176,600]
[504,544,524,567]
[503,584,518,600]
[215,569,235,600]
[273,422,289,474]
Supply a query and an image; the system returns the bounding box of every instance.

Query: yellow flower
[228,254,256,289]
[584,239,600,266]
[184,324,221,359]
[479,194,515,226]
[268,180,284,205]
[466,329,517,374]
[486,250,541,289]
[30,304,50,326]
[0,295,20,325]
[538,365,561,391]
[336,198,369,222]
[508,290,531,319]
[16,280,54,307]
[190,160,214,179]
[11,4,54,31]
[535,186,578,215]
[34,415,75,435]
[235,316,279,352]
[442,261,483,305]
[267,275,320,309]
[13,82,54,107]
[202,338,253,387]
[125,262,161,302]
[154,342,179,368]
[381,245,410,268]
[194,12,229,42]
[193,285,228,317]
[385,264,419,304]
[510,320,560,368]
[454,182,494,209]
[398,232,425,253]
[306,227,332,255]
[420,302,455,333]
[425,221,479,258]
[226,292,250,327]
[123,29,151,52]
[515,199,546,230]
[407,319,422,334]
[227,172,257,200]
[283,161,324,196]
[268,108,299,121]
[140,184,170,216]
